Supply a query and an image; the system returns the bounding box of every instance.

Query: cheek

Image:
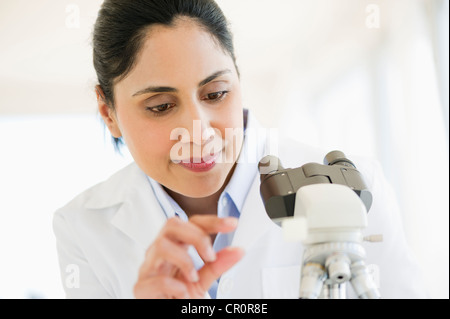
[118,114,174,163]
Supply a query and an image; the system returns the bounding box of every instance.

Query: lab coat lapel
[86,163,167,250]
[110,187,167,251]
[231,172,274,251]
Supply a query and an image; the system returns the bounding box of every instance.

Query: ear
[96,85,122,139]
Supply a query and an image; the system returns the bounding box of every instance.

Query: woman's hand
[133,215,244,299]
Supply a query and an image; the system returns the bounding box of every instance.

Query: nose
[170,101,223,164]
[183,103,215,146]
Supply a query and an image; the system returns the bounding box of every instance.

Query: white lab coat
[53,113,428,299]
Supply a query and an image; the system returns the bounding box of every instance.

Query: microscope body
[259,151,381,299]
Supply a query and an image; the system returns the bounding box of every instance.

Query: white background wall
[0,0,448,298]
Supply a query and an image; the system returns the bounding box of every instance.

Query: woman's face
[105,18,244,198]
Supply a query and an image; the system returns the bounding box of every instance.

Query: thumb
[197,246,245,292]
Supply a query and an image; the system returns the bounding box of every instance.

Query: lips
[178,152,220,173]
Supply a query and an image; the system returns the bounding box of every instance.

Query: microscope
[258,151,382,299]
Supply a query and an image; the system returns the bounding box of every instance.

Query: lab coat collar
[85,162,167,249]
[230,171,275,252]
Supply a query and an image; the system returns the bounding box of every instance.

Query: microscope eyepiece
[324,151,356,169]
[259,155,284,181]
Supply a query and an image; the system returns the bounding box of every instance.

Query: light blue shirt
[146,110,257,298]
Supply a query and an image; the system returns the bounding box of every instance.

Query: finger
[190,215,238,235]
[134,276,189,299]
[162,217,217,263]
[196,246,245,293]
[140,237,198,282]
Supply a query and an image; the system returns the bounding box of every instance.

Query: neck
[165,163,237,218]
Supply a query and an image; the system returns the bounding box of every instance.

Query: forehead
[144,17,226,56]
[118,18,234,90]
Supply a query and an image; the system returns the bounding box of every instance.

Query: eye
[203,91,229,102]
[146,103,176,116]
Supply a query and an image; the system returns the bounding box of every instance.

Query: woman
[53,0,427,299]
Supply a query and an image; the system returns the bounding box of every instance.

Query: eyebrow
[198,69,232,87]
[132,69,232,97]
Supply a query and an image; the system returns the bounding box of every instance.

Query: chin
[165,162,234,198]
[181,179,224,198]
[183,190,219,199]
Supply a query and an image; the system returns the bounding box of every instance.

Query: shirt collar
[147,177,187,221]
